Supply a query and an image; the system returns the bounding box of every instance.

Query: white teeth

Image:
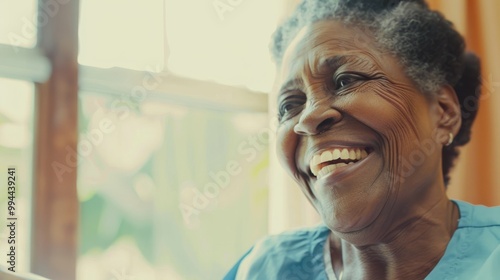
[320,151,333,162]
[349,150,357,160]
[312,155,321,166]
[332,149,341,160]
[310,147,370,177]
[311,155,321,176]
[316,163,346,179]
[317,164,336,178]
[340,149,349,160]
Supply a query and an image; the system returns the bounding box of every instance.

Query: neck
[331,196,459,280]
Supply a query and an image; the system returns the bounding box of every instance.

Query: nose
[293,99,343,136]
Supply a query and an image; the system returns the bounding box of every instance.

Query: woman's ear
[433,85,462,145]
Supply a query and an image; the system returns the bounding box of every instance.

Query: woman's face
[276,20,446,240]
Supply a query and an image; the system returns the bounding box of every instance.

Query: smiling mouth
[310,147,371,179]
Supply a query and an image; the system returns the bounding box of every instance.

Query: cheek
[351,81,423,138]
[276,121,300,178]
[372,82,433,155]
[348,81,434,184]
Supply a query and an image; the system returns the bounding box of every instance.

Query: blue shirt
[224,200,500,280]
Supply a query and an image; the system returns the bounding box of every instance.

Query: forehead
[283,20,374,60]
[278,20,400,86]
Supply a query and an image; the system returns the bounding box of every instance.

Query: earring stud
[445,133,454,146]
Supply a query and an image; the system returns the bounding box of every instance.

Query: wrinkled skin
[275,20,462,279]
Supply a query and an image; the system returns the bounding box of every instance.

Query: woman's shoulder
[255,224,331,249]
[229,224,331,280]
[454,200,500,229]
[427,200,500,279]
[260,224,330,256]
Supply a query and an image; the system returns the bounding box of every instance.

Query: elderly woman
[224,0,500,279]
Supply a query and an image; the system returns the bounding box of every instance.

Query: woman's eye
[334,73,364,90]
[278,96,305,120]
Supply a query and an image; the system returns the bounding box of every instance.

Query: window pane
[0,78,35,273]
[78,0,165,71]
[77,93,269,279]
[165,0,283,92]
[0,0,37,48]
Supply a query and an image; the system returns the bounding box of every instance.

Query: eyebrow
[278,78,304,95]
[319,55,351,72]
[278,55,351,96]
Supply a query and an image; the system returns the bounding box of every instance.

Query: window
[78,0,165,71]
[0,0,284,279]
[164,0,281,92]
[76,94,269,279]
[0,78,35,273]
[0,0,38,48]
[0,1,41,275]
[75,0,280,279]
